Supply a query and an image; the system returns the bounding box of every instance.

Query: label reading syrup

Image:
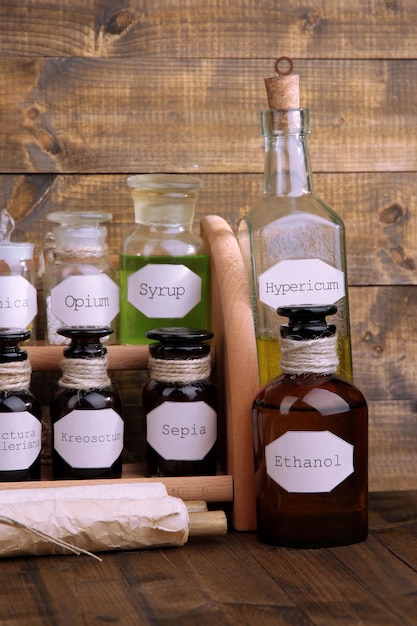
[54,408,124,469]
[259,259,345,309]
[0,411,41,471]
[265,430,354,493]
[146,401,217,461]
[128,263,202,318]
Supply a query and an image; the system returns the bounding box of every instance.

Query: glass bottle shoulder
[243,193,345,232]
[121,225,206,257]
[254,374,366,414]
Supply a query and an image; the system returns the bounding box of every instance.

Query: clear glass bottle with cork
[42,212,119,345]
[238,57,352,387]
[253,305,368,548]
[119,175,210,344]
[0,209,38,342]
[142,327,217,477]
[50,326,124,480]
[0,328,42,481]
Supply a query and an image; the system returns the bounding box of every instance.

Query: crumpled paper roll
[0,482,189,559]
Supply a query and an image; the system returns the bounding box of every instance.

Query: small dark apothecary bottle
[253,305,368,548]
[143,327,217,477]
[50,326,124,480]
[0,328,41,481]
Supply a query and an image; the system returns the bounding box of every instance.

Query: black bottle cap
[278,305,337,340]
[58,326,113,359]
[146,327,213,359]
[0,327,31,363]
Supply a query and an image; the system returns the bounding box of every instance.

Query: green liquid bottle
[119,175,210,344]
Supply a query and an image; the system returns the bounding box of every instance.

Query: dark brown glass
[0,389,42,481]
[253,372,368,547]
[50,326,123,480]
[143,327,217,477]
[0,328,41,482]
[50,386,123,480]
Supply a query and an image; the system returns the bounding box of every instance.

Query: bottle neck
[261,109,313,198]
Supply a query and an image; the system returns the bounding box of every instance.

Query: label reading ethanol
[265,430,354,493]
[0,411,41,471]
[259,259,345,309]
[54,409,124,469]
[146,401,217,461]
[51,274,120,326]
[0,276,37,327]
[127,263,202,318]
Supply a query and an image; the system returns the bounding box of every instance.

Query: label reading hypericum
[265,430,354,493]
[54,409,124,469]
[146,401,217,461]
[258,259,345,309]
[0,411,41,471]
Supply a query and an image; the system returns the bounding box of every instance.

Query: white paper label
[0,276,37,327]
[128,264,202,318]
[50,274,120,326]
[0,411,41,470]
[265,430,354,493]
[54,408,124,469]
[259,259,345,308]
[146,401,217,461]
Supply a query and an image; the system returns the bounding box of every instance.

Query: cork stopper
[264,57,300,110]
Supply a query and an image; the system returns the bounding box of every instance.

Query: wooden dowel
[188,510,228,537]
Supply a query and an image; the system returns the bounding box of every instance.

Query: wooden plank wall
[1,0,417,491]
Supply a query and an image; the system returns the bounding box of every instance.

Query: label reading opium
[258,259,345,309]
[265,430,354,493]
[127,263,202,318]
[0,411,41,471]
[146,401,217,461]
[0,275,37,327]
[50,274,120,326]
[54,409,124,469]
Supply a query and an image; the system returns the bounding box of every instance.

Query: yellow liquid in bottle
[256,334,353,387]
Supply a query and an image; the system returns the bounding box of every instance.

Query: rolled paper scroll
[0,482,226,559]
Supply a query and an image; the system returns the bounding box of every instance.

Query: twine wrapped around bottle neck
[280,335,338,375]
[0,361,32,391]
[58,355,111,389]
[149,354,211,384]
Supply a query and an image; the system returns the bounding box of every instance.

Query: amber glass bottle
[143,328,217,477]
[50,327,124,480]
[253,305,368,547]
[0,328,41,481]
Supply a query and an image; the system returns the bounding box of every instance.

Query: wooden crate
[22,215,258,531]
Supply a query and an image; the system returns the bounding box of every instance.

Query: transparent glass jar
[0,210,38,342]
[119,174,210,344]
[43,212,119,345]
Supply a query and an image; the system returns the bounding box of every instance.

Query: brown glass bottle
[253,305,368,547]
[143,328,217,477]
[50,327,124,480]
[0,328,41,481]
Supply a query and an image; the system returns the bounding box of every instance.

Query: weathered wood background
[1,0,416,491]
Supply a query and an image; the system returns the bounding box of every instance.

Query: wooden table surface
[1,490,417,625]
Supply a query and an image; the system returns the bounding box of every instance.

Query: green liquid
[119,254,210,344]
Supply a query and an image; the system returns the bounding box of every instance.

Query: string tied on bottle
[148,354,211,384]
[58,355,111,390]
[0,361,32,391]
[280,334,339,375]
